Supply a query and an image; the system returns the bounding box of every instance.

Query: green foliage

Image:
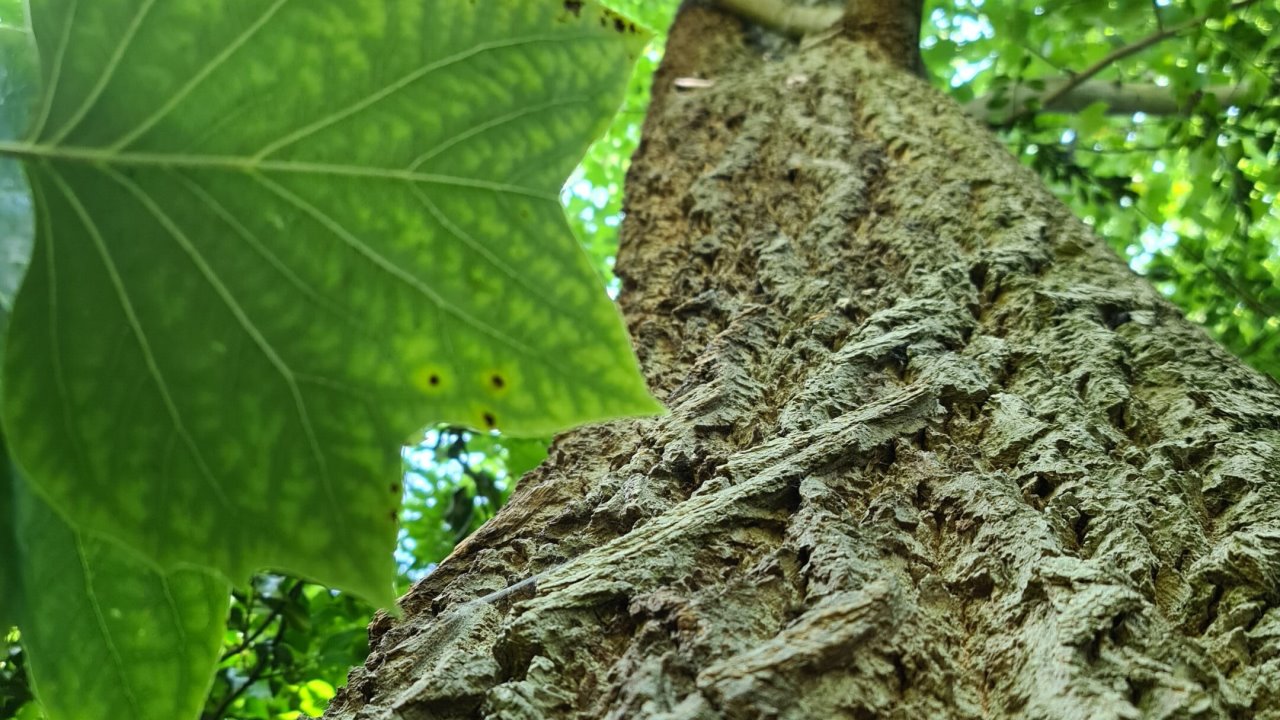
[203,577,371,720]
[399,428,549,579]
[0,1,656,718]
[8,414,232,720]
[0,630,33,719]
[925,0,1280,378]
[3,0,656,607]
[192,427,548,720]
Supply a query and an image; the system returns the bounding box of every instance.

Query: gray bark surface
[325,6,1280,719]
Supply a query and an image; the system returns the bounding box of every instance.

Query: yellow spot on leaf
[412,365,446,393]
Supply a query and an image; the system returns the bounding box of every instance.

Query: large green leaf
[6,456,229,720]
[0,0,657,604]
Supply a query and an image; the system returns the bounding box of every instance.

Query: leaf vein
[253,33,592,160]
[109,0,293,151]
[157,575,190,686]
[44,163,232,510]
[254,173,534,356]
[30,172,99,516]
[26,0,77,142]
[406,96,590,171]
[411,185,596,332]
[108,167,350,551]
[0,141,558,200]
[74,534,145,719]
[168,169,362,329]
[47,0,159,144]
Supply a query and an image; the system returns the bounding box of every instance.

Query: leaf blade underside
[2,0,657,605]
[4,430,230,720]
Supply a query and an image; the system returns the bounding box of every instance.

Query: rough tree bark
[325,2,1280,718]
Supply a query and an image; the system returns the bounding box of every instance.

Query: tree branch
[967,78,1247,122]
[712,0,842,38]
[1007,0,1262,123]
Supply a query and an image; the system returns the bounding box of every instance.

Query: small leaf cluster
[398,428,549,582]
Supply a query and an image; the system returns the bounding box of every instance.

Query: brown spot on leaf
[491,374,506,390]
[598,9,642,34]
[564,0,582,16]
[483,412,497,429]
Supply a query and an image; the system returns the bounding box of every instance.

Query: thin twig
[205,618,286,720]
[205,582,302,720]
[218,604,283,663]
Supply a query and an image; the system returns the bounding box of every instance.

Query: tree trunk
[324,5,1280,719]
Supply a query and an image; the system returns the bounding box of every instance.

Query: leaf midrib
[0,141,557,199]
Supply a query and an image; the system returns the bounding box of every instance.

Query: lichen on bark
[325,6,1280,719]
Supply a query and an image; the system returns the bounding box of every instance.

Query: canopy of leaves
[929,0,1280,378]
